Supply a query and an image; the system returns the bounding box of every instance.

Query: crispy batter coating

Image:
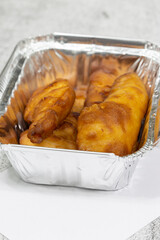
[85,70,116,106]
[52,113,77,142]
[72,84,88,114]
[85,57,132,107]
[77,73,148,156]
[24,79,75,143]
[50,84,87,146]
[20,82,87,149]
[20,129,76,150]
[20,113,78,150]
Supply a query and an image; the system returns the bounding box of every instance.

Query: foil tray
[0,233,9,240]
[0,33,160,190]
[127,216,160,240]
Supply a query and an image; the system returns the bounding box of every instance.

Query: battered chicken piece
[20,83,87,150]
[20,113,78,149]
[24,80,75,143]
[85,57,132,107]
[85,70,116,106]
[77,73,148,156]
[52,84,87,142]
[52,113,77,142]
[72,84,88,114]
[20,130,76,150]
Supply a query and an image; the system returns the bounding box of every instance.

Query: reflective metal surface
[0,233,9,240]
[0,33,160,190]
[128,217,160,240]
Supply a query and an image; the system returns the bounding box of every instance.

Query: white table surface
[0,0,160,239]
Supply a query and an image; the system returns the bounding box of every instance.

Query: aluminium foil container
[127,217,160,240]
[0,33,160,190]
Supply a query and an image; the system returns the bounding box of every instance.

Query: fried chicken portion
[24,79,75,143]
[85,57,132,107]
[50,84,87,147]
[85,70,116,106]
[20,113,77,150]
[72,84,88,114]
[52,113,77,142]
[77,73,148,156]
[20,129,76,150]
[20,113,78,150]
[20,82,87,150]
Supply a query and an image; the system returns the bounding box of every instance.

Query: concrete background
[0,0,160,72]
